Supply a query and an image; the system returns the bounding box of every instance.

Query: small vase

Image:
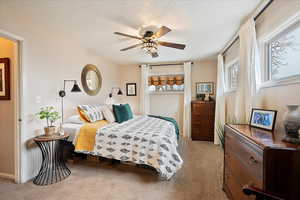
[204,94,210,101]
[44,126,56,136]
[283,105,300,138]
[58,123,65,136]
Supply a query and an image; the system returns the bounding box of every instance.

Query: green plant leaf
[36,106,60,126]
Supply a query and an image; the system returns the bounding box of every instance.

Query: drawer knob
[249,156,258,164]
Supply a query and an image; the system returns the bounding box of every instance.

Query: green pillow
[123,104,133,119]
[112,105,124,123]
[113,104,133,123]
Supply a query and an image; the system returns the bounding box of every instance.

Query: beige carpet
[0,141,228,200]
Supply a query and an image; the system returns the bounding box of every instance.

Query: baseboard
[0,172,15,180]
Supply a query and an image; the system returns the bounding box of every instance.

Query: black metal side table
[33,133,71,186]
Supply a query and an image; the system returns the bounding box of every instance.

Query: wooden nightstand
[33,133,71,186]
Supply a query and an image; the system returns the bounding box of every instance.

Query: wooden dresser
[224,124,300,200]
[191,100,215,141]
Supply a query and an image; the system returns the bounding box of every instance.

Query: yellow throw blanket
[74,120,108,152]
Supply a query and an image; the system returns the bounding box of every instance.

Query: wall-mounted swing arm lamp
[59,80,81,123]
[59,80,81,98]
[109,87,123,98]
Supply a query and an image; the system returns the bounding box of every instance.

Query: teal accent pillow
[113,104,133,123]
[112,105,124,123]
[123,104,133,119]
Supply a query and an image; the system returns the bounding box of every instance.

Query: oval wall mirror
[81,64,102,96]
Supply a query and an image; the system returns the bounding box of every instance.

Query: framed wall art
[126,83,137,96]
[0,58,10,100]
[196,82,214,95]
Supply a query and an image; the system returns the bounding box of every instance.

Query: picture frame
[126,83,137,96]
[196,82,214,95]
[250,108,277,131]
[0,58,10,100]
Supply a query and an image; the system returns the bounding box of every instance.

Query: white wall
[120,64,185,131]
[121,61,218,110]
[192,60,218,100]
[224,0,300,127]
[120,65,140,114]
[120,61,218,134]
[0,6,122,182]
[0,37,17,176]
[149,93,184,133]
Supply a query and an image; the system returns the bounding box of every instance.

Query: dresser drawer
[192,104,215,115]
[225,150,263,189]
[224,167,254,200]
[192,128,213,140]
[192,118,214,127]
[225,130,263,181]
[192,114,215,120]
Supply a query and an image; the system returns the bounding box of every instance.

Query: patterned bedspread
[93,116,183,180]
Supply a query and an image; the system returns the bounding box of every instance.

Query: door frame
[0,29,23,184]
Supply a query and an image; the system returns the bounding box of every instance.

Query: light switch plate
[35,96,41,104]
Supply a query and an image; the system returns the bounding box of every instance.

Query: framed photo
[0,58,10,100]
[196,82,214,95]
[126,83,137,96]
[250,108,277,131]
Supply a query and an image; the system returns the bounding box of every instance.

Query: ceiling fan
[114,26,186,58]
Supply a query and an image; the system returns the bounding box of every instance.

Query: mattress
[84,116,183,180]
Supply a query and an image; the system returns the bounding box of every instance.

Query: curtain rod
[221,0,274,56]
[139,62,193,68]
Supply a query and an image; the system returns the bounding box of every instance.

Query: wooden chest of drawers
[224,124,300,200]
[191,100,215,141]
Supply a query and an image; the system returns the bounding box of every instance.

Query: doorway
[0,31,22,183]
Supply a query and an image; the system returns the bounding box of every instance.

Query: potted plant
[36,106,60,136]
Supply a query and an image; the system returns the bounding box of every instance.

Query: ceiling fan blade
[114,32,142,40]
[151,52,159,58]
[158,41,186,50]
[120,43,143,51]
[154,26,171,38]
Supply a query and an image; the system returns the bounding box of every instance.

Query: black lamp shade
[117,88,123,95]
[71,82,81,92]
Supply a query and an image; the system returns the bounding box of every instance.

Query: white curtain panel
[234,17,262,123]
[140,64,150,115]
[183,61,192,139]
[214,54,226,145]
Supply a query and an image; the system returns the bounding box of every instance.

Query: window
[267,21,300,81]
[225,60,239,91]
[148,74,184,93]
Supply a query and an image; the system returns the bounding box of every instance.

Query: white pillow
[77,105,104,123]
[65,115,83,124]
[101,105,116,123]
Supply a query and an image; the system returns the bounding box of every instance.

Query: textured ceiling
[3,0,261,66]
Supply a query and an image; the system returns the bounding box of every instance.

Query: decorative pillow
[78,109,90,122]
[123,104,133,119]
[77,105,104,123]
[113,104,133,123]
[112,104,124,123]
[101,105,116,123]
[64,115,84,124]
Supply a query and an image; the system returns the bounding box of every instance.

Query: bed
[63,115,183,180]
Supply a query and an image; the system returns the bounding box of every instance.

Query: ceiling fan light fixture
[141,41,158,54]
[115,25,185,58]
[138,24,159,37]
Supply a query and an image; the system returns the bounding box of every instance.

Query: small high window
[148,75,184,93]
[267,21,300,81]
[225,60,239,91]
